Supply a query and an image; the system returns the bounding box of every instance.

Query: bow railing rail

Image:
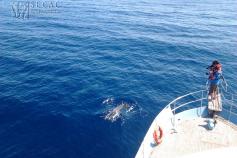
[166,88,237,128]
[167,90,208,114]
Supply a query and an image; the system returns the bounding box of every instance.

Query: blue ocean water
[0,0,237,157]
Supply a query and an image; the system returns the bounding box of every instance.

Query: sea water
[0,0,237,158]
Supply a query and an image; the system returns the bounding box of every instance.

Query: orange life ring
[153,126,163,145]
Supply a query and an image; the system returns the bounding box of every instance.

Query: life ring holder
[153,126,163,145]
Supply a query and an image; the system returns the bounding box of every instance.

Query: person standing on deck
[208,60,222,100]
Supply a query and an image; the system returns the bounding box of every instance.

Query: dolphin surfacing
[104,102,130,122]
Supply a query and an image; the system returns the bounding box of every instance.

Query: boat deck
[150,117,237,158]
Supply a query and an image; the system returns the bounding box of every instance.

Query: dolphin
[105,102,130,122]
[102,98,114,105]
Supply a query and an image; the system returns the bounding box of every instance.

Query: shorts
[209,84,218,95]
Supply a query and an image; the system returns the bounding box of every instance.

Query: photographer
[207,60,222,100]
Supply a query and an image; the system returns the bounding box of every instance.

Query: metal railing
[167,90,208,114]
[166,87,237,129]
[221,91,237,124]
[166,90,208,130]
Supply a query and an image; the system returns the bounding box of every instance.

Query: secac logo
[12,1,61,19]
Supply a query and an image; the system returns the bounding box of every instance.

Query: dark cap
[212,60,219,66]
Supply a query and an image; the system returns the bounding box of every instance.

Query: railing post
[228,94,234,121]
[199,91,204,117]
[172,101,177,133]
[173,101,176,116]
